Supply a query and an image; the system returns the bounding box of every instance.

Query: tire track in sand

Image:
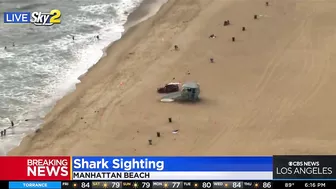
[239,18,311,130]
[200,12,316,152]
[289,13,331,110]
[265,10,330,128]
[260,14,316,129]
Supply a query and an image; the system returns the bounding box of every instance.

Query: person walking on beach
[71,35,75,40]
[96,35,100,40]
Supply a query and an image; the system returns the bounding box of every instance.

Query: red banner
[0,156,71,180]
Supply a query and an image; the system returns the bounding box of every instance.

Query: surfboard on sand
[161,98,174,102]
[160,91,182,102]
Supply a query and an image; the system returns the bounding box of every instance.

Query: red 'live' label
[0,156,71,180]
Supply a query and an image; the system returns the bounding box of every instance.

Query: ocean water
[0,0,144,155]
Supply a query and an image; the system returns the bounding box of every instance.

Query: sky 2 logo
[31,9,61,26]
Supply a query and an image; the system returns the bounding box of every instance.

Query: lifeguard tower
[161,82,200,102]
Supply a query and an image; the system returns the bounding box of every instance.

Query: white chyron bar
[72,171,273,180]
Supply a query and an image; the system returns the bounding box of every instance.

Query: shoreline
[6,0,171,155]
[8,0,203,155]
[9,0,336,155]
[81,0,169,80]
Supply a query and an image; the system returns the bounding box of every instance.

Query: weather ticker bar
[60,180,336,189]
[3,180,336,189]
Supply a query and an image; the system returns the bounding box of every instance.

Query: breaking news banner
[0,156,70,180]
[1,156,336,188]
[71,156,272,180]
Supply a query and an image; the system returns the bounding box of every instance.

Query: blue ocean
[0,0,144,155]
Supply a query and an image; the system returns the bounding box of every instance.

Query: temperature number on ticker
[202,182,212,188]
[263,182,272,188]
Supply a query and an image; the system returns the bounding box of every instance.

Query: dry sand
[9,0,336,155]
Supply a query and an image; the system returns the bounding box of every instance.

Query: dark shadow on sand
[175,97,213,106]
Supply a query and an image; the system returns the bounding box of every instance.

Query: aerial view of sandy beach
[2,0,336,156]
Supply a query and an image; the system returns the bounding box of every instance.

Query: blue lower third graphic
[9,181,61,189]
[72,156,273,172]
[4,12,31,23]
